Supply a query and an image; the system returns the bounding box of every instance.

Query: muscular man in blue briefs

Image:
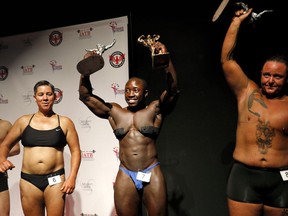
[79,41,179,216]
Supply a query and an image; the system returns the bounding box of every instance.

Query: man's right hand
[0,160,15,172]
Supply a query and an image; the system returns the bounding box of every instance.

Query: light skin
[0,119,20,216]
[0,81,81,216]
[79,42,179,216]
[221,7,288,216]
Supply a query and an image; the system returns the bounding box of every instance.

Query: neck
[37,110,55,117]
[127,103,146,113]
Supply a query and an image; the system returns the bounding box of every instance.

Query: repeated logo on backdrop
[0,66,8,81]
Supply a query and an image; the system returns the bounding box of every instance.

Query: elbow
[221,53,230,65]
[9,148,20,157]
[13,149,20,156]
[221,55,234,70]
[79,92,88,103]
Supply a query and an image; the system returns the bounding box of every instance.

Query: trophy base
[152,53,170,69]
[77,55,104,75]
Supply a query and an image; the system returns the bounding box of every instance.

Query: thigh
[0,190,10,216]
[20,178,45,216]
[114,170,141,216]
[265,171,288,208]
[0,172,9,216]
[44,174,66,216]
[143,165,167,216]
[227,162,262,203]
[264,205,288,216]
[228,198,263,216]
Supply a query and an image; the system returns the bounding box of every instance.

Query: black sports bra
[21,114,67,148]
[113,126,160,139]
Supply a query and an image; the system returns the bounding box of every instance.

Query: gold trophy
[77,39,116,75]
[137,34,170,69]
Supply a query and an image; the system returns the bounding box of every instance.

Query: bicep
[82,95,113,118]
[222,60,249,96]
[63,118,80,150]
[159,90,179,115]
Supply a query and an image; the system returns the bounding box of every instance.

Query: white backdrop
[0,15,129,216]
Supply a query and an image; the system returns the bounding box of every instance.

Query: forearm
[79,75,93,99]
[221,18,241,64]
[0,146,11,162]
[165,59,179,96]
[69,152,81,179]
[8,143,20,157]
[221,8,252,64]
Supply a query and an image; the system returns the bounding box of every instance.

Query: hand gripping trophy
[137,34,170,69]
[77,39,116,75]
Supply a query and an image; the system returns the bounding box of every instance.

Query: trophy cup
[137,34,170,69]
[77,39,116,75]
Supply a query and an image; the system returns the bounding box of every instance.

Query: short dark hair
[33,80,55,95]
[266,54,288,73]
[128,77,148,90]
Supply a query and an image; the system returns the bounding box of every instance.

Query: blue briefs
[119,162,160,190]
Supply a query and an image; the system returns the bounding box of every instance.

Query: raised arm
[155,42,180,113]
[79,74,113,119]
[221,8,253,96]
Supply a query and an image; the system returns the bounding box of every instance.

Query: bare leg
[0,190,10,216]
[263,205,288,216]
[44,177,66,216]
[228,199,263,216]
[20,179,45,216]
[143,166,167,216]
[114,170,141,216]
[228,198,288,216]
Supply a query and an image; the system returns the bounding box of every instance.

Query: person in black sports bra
[0,119,20,216]
[79,41,179,216]
[0,80,81,216]
[221,6,288,216]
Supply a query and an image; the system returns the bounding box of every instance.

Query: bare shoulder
[0,119,12,131]
[111,102,122,108]
[58,115,77,136]
[149,99,160,107]
[58,115,75,127]
[13,114,35,128]
[16,114,33,122]
[0,119,12,127]
[110,102,125,112]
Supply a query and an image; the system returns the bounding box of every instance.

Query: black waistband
[234,160,288,172]
[47,168,65,178]
[21,168,65,177]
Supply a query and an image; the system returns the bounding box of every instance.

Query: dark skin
[79,42,179,216]
[221,8,288,216]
